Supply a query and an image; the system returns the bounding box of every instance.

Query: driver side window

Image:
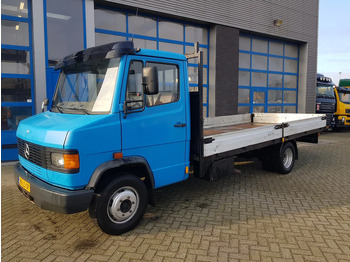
[126,60,143,109]
[146,62,179,107]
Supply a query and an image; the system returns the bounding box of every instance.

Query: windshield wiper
[64,107,91,115]
[51,105,63,113]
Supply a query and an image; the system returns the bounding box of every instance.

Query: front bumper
[14,163,94,214]
[335,116,350,129]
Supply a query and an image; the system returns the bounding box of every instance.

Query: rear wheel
[95,173,148,235]
[274,142,296,174]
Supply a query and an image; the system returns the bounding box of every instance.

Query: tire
[95,174,148,235]
[274,142,296,174]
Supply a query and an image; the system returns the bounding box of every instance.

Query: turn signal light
[63,154,80,169]
[113,152,123,159]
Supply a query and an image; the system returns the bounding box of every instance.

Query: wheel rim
[107,186,139,224]
[283,148,293,168]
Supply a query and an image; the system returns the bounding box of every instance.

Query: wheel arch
[87,157,155,212]
[87,156,154,190]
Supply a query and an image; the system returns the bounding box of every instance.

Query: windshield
[338,92,350,104]
[316,84,335,99]
[51,58,120,114]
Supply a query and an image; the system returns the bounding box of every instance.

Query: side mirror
[41,98,49,112]
[142,66,158,95]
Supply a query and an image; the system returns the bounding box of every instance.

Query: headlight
[51,153,65,168]
[51,152,79,170]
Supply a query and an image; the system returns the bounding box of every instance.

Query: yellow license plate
[19,177,30,192]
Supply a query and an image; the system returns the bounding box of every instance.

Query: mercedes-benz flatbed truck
[14,41,326,235]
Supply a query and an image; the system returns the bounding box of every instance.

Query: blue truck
[14,41,326,235]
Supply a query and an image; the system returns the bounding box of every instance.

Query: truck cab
[315,74,336,129]
[15,41,191,234]
[334,79,350,129]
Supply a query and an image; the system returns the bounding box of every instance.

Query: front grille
[319,103,335,112]
[325,114,333,126]
[17,138,47,168]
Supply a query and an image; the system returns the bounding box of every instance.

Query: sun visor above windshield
[337,86,350,94]
[54,41,135,70]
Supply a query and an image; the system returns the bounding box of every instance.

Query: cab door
[120,57,189,188]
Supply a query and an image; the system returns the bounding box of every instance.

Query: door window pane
[239,71,250,86]
[46,0,84,66]
[159,42,183,54]
[95,33,126,46]
[159,21,183,41]
[252,55,267,70]
[1,78,31,102]
[284,59,298,73]
[238,89,250,103]
[185,26,208,44]
[253,92,265,103]
[251,72,267,87]
[146,62,179,107]
[268,90,283,103]
[252,38,267,53]
[1,0,28,18]
[239,36,251,51]
[269,41,283,56]
[284,75,297,89]
[128,15,156,37]
[1,20,29,46]
[285,44,298,58]
[1,106,32,130]
[269,57,283,72]
[284,90,297,103]
[94,8,126,32]
[239,53,250,69]
[268,74,283,87]
[1,49,30,74]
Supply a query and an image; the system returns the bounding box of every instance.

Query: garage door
[238,34,299,114]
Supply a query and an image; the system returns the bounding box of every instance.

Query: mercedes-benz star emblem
[24,143,30,159]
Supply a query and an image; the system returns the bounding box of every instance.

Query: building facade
[1,0,319,161]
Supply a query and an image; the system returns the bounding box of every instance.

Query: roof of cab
[54,41,187,70]
[135,48,187,61]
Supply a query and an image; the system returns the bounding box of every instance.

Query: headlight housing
[49,151,79,172]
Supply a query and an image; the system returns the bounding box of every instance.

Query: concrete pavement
[2,131,350,261]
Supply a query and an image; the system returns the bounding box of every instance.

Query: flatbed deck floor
[203,122,273,136]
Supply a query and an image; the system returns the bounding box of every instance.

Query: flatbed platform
[203,113,326,157]
[203,122,273,136]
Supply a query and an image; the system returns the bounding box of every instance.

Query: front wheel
[274,142,296,174]
[95,174,148,235]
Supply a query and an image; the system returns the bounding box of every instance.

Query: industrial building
[1,0,319,161]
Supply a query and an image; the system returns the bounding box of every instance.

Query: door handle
[174,123,186,128]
